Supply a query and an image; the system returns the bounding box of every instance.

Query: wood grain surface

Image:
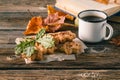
[0,70,120,80]
[0,0,120,80]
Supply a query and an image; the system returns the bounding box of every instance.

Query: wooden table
[0,0,120,80]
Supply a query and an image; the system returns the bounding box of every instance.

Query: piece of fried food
[59,41,82,55]
[21,52,37,61]
[34,31,76,60]
[35,42,56,60]
[35,42,56,54]
[49,31,76,44]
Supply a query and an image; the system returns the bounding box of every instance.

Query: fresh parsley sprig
[35,28,46,40]
[15,28,55,57]
[36,34,55,48]
[15,38,35,57]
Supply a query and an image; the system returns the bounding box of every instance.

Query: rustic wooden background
[0,0,120,80]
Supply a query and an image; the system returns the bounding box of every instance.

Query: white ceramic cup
[78,10,113,43]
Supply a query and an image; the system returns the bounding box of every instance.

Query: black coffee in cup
[81,15,104,22]
[78,10,113,43]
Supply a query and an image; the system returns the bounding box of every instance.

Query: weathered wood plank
[0,6,47,12]
[0,31,24,44]
[0,70,119,80]
[0,49,120,69]
[0,0,55,7]
[0,18,28,30]
[0,0,56,13]
[0,12,47,20]
[0,0,55,21]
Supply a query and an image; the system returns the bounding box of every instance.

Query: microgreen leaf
[24,46,35,57]
[37,34,55,48]
[36,28,46,40]
[15,28,55,58]
[15,38,35,57]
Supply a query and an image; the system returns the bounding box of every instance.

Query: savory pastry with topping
[15,29,83,62]
[49,30,76,44]
[59,41,82,55]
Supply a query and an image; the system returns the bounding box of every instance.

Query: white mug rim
[78,10,108,23]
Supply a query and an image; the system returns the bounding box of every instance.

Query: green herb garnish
[15,28,55,57]
[15,38,35,57]
[35,28,46,40]
[37,34,55,48]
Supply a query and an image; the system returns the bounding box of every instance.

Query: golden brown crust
[49,31,76,44]
[21,53,37,61]
[20,31,83,61]
[59,41,82,55]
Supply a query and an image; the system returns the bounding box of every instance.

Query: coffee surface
[81,16,104,22]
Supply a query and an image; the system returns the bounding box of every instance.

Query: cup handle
[103,23,113,40]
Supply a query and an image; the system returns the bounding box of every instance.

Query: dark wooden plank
[0,18,28,30]
[0,12,47,20]
[108,22,120,37]
[0,31,24,44]
[0,0,55,7]
[0,70,119,80]
[0,0,56,13]
[0,0,55,20]
[0,6,46,12]
[108,16,120,23]
[0,47,120,69]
